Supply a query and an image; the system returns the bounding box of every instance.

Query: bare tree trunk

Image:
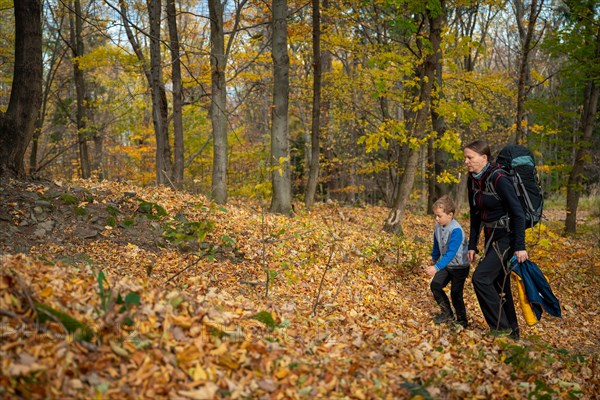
[93,126,104,179]
[565,28,600,233]
[305,0,322,208]
[454,172,469,214]
[270,0,292,215]
[31,39,65,175]
[427,138,436,213]
[208,0,228,203]
[513,0,544,144]
[69,0,91,178]
[427,45,442,212]
[384,5,443,234]
[167,0,184,188]
[430,40,449,211]
[118,0,171,185]
[147,0,172,185]
[29,118,43,176]
[319,0,332,203]
[0,0,43,179]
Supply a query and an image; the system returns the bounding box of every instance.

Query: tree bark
[427,138,436,213]
[429,35,448,213]
[305,0,322,209]
[565,26,600,233]
[119,0,171,185]
[147,0,172,185]
[208,0,228,203]
[513,0,544,144]
[69,0,91,179]
[30,39,65,176]
[384,3,443,234]
[0,0,43,179]
[167,0,184,188]
[270,0,292,215]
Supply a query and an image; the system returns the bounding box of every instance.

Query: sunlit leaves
[436,170,460,184]
[434,129,463,160]
[75,46,136,71]
[358,120,408,153]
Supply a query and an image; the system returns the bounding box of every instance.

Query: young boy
[425,195,470,327]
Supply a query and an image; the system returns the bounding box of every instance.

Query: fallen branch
[255,229,317,244]
[14,274,70,338]
[239,280,264,287]
[311,244,336,317]
[0,308,19,318]
[331,264,352,305]
[261,202,270,299]
[164,253,202,284]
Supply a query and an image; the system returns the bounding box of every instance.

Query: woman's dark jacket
[510,259,562,320]
[467,164,527,252]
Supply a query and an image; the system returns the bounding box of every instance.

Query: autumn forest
[0,0,599,399]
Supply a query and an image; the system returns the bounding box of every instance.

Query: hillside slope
[1,179,598,399]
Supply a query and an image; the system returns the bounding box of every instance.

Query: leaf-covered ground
[1,180,598,399]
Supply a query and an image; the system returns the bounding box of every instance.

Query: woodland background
[0,0,599,399]
[0,0,598,231]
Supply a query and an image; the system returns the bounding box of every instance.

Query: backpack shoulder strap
[483,166,506,198]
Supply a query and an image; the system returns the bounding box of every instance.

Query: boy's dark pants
[472,235,518,333]
[430,266,469,319]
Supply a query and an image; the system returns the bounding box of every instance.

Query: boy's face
[433,207,453,227]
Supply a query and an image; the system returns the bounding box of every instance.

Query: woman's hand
[514,250,528,263]
[468,250,477,264]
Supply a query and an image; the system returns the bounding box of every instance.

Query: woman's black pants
[472,235,518,332]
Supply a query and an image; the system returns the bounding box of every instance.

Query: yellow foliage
[75,46,132,70]
[530,68,547,86]
[526,223,560,249]
[529,124,545,134]
[436,170,460,184]
[358,120,408,154]
[435,130,464,160]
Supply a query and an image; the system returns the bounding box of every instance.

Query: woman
[464,139,528,339]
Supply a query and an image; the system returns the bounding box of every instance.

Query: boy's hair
[432,195,456,215]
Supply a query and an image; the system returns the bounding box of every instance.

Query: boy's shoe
[433,311,454,324]
[455,317,468,328]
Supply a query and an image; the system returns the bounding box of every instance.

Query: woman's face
[464,147,488,174]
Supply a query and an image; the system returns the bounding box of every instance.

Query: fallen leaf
[178,382,219,399]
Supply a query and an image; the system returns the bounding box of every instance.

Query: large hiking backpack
[492,144,544,228]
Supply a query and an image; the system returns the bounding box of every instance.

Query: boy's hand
[425,265,437,276]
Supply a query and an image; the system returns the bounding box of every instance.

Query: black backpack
[487,144,544,228]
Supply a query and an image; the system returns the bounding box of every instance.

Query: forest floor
[1,178,599,399]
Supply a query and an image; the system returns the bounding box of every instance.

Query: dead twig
[256,229,317,244]
[260,201,270,299]
[14,273,70,338]
[311,244,336,317]
[164,253,202,284]
[330,263,351,305]
[239,280,264,287]
[0,308,19,318]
